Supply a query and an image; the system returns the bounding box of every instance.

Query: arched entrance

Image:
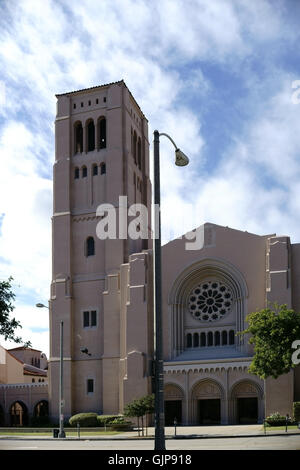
[33,400,49,425]
[0,404,4,426]
[191,379,224,425]
[10,401,28,426]
[230,380,263,424]
[164,383,184,425]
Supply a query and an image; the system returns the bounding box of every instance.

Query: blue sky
[0,0,300,356]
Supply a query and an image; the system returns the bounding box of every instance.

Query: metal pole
[153,130,165,451]
[59,320,66,438]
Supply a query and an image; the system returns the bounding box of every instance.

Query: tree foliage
[239,304,300,379]
[0,277,31,346]
[124,394,154,436]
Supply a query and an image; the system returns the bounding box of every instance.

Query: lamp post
[153,131,189,451]
[36,303,65,438]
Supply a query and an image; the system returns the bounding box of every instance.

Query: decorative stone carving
[188,280,233,322]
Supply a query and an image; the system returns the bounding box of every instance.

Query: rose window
[188,281,232,321]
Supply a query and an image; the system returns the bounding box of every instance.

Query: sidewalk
[0,424,300,440]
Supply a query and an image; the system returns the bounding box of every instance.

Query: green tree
[239,304,300,379]
[0,277,31,346]
[124,394,154,436]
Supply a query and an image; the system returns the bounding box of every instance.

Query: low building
[0,345,48,426]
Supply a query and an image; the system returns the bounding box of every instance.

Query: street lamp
[153,130,189,451]
[36,302,65,438]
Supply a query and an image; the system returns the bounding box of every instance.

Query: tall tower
[49,81,152,421]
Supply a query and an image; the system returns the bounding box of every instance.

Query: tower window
[207,332,213,346]
[92,164,98,176]
[73,103,76,109]
[74,167,79,179]
[100,162,106,175]
[98,117,106,149]
[87,379,94,394]
[96,98,99,104]
[81,102,83,107]
[83,310,97,328]
[229,330,235,345]
[88,100,91,106]
[87,120,95,152]
[83,311,90,328]
[74,122,83,154]
[137,137,142,169]
[103,97,106,103]
[82,166,87,178]
[86,236,95,256]
[133,131,137,163]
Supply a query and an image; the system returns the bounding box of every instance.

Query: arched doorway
[0,404,4,426]
[33,400,49,425]
[230,380,263,424]
[164,383,184,425]
[10,401,28,426]
[191,379,224,425]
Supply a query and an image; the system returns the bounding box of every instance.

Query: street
[0,434,300,450]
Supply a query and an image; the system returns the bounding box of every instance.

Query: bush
[69,412,98,427]
[294,402,300,422]
[265,412,289,426]
[96,415,121,427]
[109,417,133,431]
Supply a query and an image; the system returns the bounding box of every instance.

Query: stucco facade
[48,80,300,426]
[0,346,48,425]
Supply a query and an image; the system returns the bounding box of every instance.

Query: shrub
[293,402,300,422]
[96,415,121,427]
[109,417,133,430]
[265,412,289,426]
[69,412,98,427]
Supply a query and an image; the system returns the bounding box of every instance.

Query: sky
[1,0,300,358]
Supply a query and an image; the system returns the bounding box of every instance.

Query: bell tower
[49,80,152,421]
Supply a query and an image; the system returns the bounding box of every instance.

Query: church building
[49,80,300,425]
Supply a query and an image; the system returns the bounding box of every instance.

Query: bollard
[285,414,290,433]
[174,417,177,437]
[77,422,80,440]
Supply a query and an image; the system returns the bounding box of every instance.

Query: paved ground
[0,434,300,450]
[0,425,300,451]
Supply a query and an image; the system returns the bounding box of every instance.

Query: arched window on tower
[186,333,192,348]
[82,166,87,178]
[215,331,220,346]
[98,117,106,149]
[74,122,83,154]
[87,119,95,152]
[74,167,79,179]
[200,332,206,347]
[137,137,142,169]
[133,131,137,164]
[229,330,235,345]
[207,332,213,346]
[100,162,106,175]
[86,237,95,257]
[92,164,98,176]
